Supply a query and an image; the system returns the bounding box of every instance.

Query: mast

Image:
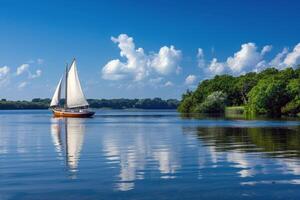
[65,63,68,109]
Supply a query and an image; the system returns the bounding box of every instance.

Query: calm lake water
[1,110,300,200]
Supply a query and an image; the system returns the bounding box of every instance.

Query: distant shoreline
[0,98,179,110]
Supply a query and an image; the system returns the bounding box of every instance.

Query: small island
[178,67,300,117]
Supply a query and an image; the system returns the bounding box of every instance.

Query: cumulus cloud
[208,58,226,75]
[199,42,300,78]
[261,45,272,56]
[151,46,182,75]
[269,48,289,68]
[0,66,10,86]
[16,64,29,76]
[283,43,300,67]
[226,43,262,74]
[257,43,300,70]
[102,34,182,82]
[185,74,197,85]
[203,43,265,76]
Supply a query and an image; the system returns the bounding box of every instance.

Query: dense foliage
[178,67,300,116]
[194,91,227,113]
[0,98,179,110]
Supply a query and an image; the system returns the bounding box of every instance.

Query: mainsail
[66,60,89,108]
[50,76,63,107]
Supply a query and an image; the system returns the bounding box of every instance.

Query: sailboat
[50,59,95,118]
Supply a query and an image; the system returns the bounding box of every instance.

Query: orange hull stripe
[52,110,95,118]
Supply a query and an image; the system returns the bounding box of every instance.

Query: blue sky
[0,0,300,100]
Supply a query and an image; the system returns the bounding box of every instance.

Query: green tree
[282,78,300,115]
[282,96,300,116]
[177,96,194,113]
[235,72,258,104]
[195,91,227,113]
[287,78,300,97]
[246,78,290,116]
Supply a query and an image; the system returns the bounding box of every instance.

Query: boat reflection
[50,117,86,174]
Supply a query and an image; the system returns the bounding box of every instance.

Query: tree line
[178,67,300,117]
[0,98,179,110]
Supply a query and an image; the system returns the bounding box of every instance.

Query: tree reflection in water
[183,126,300,179]
[192,126,300,158]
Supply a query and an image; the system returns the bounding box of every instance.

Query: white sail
[66,60,89,108]
[50,77,63,107]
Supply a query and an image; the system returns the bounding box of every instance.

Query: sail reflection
[50,117,86,173]
[50,118,63,157]
[66,119,85,170]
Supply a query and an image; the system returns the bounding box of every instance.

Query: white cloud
[201,43,295,77]
[197,48,205,68]
[102,34,181,82]
[18,81,27,89]
[16,64,29,76]
[151,45,181,75]
[29,69,42,79]
[269,48,289,68]
[0,66,10,78]
[16,63,42,80]
[1,61,42,90]
[102,59,129,80]
[227,43,262,74]
[256,43,300,70]
[203,43,264,76]
[283,43,300,67]
[255,60,268,72]
[261,45,272,56]
[185,74,197,85]
[208,58,226,75]
[0,66,10,86]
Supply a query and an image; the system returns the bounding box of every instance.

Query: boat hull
[52,109,95,118]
